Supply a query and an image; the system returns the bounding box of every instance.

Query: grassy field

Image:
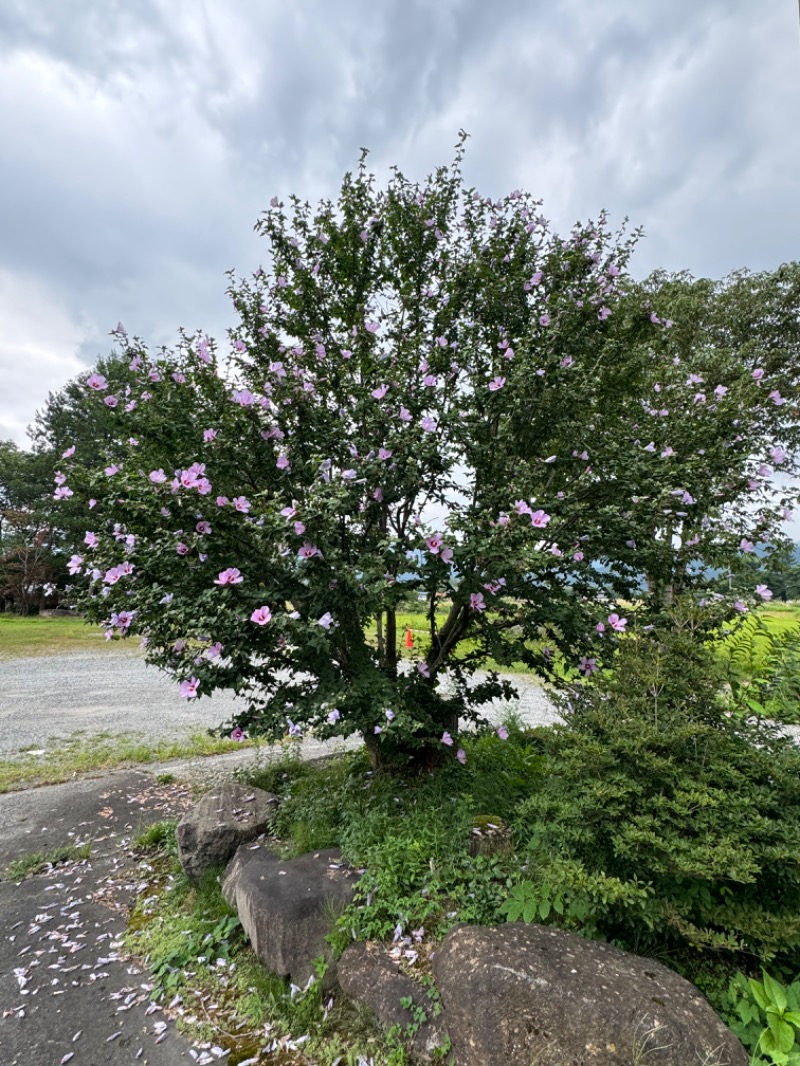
[0,613,138,659]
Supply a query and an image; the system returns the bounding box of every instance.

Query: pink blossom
[365,321,380,333]
[104,566,122,584]
[497,512,510,526]
[514,500,532,517]
[426,535,442,555]
[104,395,118,408]
[374,725,383,735]
[371,384,389,400]
[579,656,598,676]
[298,542,322,559]
[105,464,120,476]
[176,542,190,556]
[317,612,334,629]
[420,416,438,432]
[53,486,74,500]
[327,708,341,725]
[62,445,76,458]
[573,550,584,562]
[373,487,384,502]
[196,520,211,535]
[530,509,551,528]
[440,546,454,563]
[456,749,467,765]
[67,554,83,574]
[470,592,486,612]
[399,406,412,422]
[204,641,223,659]
[417,661,430,678]
[755,585,773,601]
[378,448,393,460]
[739,539,754,553]
[608,613,627,632]
[214,567,243,586]
[385,709,395,722]
[596,622,606,635]
[734,599,748,613]
[230,727,247,742]
[86,373,108,391]
[770,446,786,464]
[180,677,200,699]
[539,313,550,327]
[488,376,506,391]
[441,731,454,746]
[752,368,765,382]
[769,390,785,406]
[496,726,509,740]
[216,496,229,507]
[251,606,273,625]
[203,429,218,442]
[233,496,251,513]
[84,531,99,548]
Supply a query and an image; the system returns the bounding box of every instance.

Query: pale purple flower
[470,592,486,612]
[539,313,550,327]
[104,395,118,408]
[84,531,99,548]
[214,567,243,586]
[385,709,395,722]
[342,469,357,480]
[714,385,728,399]
[378,447,393,460]
[496,725,509,740]
[298,542,322,559]
[125,401,137,412]
[203,429,218,442]
[374,725,383,735]
[752,368,765,382]
[86,373,108,391]
[233,496,251,513]
[205,641,223,659]
[67,554,83,574]
[441,731,454,746]
[488,376,506,391]
[317,612,334,629]
[530,509,551,529]
[596,622,606,635]
[579,656,598,676]
[734,599,748,613]
[420,416,438,432]
[597,306,611,321]
[196,520,211,535]
[176,542,190,556]
[104,464,120,476]
[514,499,532,517]
[53,486,74,500]
[497,512,510,526]
[365,321,380,333]
[216,496,229,508]
[251,605,273,625]
[180,677,200,699]
[417,662,430,678]
[230,727,247,742]
[327,708,341,725]
[739,539,754,553]
[293,521,305,536]
[399,407,412,422]
[62,445,76,458]
[159,592,174,605]
[573,550,584,562]
[770,446,786,464]
[440,546,454,564]
[287,719,302,738]
[456,749,467,765]
[280,505,297,519]
[426,534,442,555]
[755,585,773,601]
[608,612,627,632]
[371,384,389,400]
[197,337,212,364]
[769,390,785,406]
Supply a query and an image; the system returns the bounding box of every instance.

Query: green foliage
[721,612,800,724]
[510,611,800,973]
[133,818,178,855]
[723,971,800,1065]
[1,840,92,882]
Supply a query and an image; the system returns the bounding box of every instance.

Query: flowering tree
[59,139,798,765]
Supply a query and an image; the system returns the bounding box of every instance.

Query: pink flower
[204,641,223,659]
[596,622,606,635]
[456,749,467,765]
[371,384,389,400]
[420,416,438,432]
[530,509,551,528]
[607,613,627,632]
[327,708,341,725]
[734,599,748,614]
[84,531,99,548]
[86,373,108,391]
[276,455,290,470]
[298,542,322,559]
[497,512,510,526]
[440,546,454,563]
[203,429,218,442]
[770,446,786,464]
[365,321,380,333]
[67,554,83,574]
[216,496,229,507]
[230,727,247,742]
[196,520,211,535]
[104,395,118,408]
[496,726,509,740]
[488,376,506,391]
[752,368,765,382]
[53,486,74,500]
[176,542,190,556]
[579,656,598,676]
[514,499,532,517]
[399,407,412,422]
[539,313,550,327]
[180,677,200,699]
[317,612,334,629]
[214,567,243,586]
[755,585,773,601]
[739,539,754,553]
[62,445,76,458]
[105,464,120,476]
[251,605,273,625]
[769,390,785,406]
[417,662,430,678]
[441,732,454,746]
[573,550,584,562]
[233,496,251,513]
[470,592,486,612]
[426,535,442,555]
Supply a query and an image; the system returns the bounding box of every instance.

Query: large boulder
[222,845,359,988]
[338,942,448,1062]
[176,781,279,881]
[432,924,746,1066]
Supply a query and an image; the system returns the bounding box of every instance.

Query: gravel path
[0,650,559,759]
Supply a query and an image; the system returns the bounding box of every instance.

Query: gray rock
[176,781,279,881]
[338,942,449,1062]
[222,845,359,988]
[432,924,746,1066]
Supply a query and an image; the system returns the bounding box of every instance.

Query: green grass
[2,840,93,882]
[0,613,135,659]
[0,730,259,794]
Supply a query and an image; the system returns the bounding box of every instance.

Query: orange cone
[405,628,413,648]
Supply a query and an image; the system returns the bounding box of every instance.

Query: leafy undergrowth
[1,840,93,882]
[0,730,257,793]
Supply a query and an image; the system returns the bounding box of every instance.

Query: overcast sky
[1,0,799,456]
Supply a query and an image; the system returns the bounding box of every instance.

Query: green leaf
[764,972,789,1013]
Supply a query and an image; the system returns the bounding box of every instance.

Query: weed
[2,840,92,882]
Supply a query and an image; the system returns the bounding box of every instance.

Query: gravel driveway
[0,650,559,758]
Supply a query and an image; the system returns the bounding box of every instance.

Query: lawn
[0,613,137,659]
